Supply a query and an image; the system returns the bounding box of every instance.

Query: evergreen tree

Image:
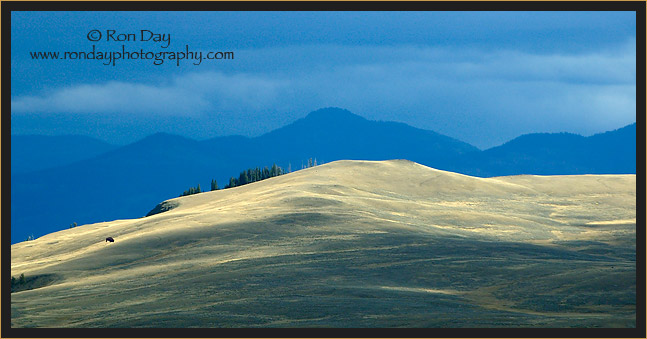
[227,177,237,188]
[180,184,203,197]
[188,162,290,193]
[239,171,249,185]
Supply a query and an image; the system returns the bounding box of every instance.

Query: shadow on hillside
[11,274,61,293]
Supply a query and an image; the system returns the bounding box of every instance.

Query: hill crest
[10,108,636,243]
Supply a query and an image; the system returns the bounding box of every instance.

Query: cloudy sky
[10,10,636,149]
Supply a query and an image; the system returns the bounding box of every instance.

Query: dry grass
[11,160,636,328]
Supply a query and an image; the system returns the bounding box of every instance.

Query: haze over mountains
[10,108,636,243]
[11,135,118,174]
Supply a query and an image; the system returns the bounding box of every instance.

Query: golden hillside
[11,160,636,328]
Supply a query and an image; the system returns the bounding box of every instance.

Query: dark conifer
[228,177,237,188]
[239,171,249,185]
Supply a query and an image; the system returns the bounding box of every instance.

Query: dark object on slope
[145,201,179,217]
[105,237,114,243]
[10,108,635,244]
[11,273,60,293]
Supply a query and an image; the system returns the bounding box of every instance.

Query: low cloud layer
[12,42,636,149]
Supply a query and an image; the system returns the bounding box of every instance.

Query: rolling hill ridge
[10,108,636,243]
[10,160,636,328]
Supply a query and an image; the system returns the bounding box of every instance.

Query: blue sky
[10,11,636,149]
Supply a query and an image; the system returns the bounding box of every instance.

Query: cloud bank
[11,42,636,149]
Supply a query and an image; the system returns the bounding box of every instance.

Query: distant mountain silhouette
[10,133,242,244]
[456,123,636,176]
[9,108,636,243]
[11,135,117,174]
[249,107,478,168]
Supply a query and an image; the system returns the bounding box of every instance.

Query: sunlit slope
[11,160,636,328]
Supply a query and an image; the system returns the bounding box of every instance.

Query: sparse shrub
[70,222,77,228]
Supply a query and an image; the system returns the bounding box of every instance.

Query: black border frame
[2,1,644,338]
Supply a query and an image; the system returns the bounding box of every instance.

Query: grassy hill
[10,108,479,244]
[10,160,636,328]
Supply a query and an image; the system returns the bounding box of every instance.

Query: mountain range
[11,134,118,174]
[10,107,636,243]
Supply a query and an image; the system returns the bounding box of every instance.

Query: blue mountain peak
[303,107,365,123]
